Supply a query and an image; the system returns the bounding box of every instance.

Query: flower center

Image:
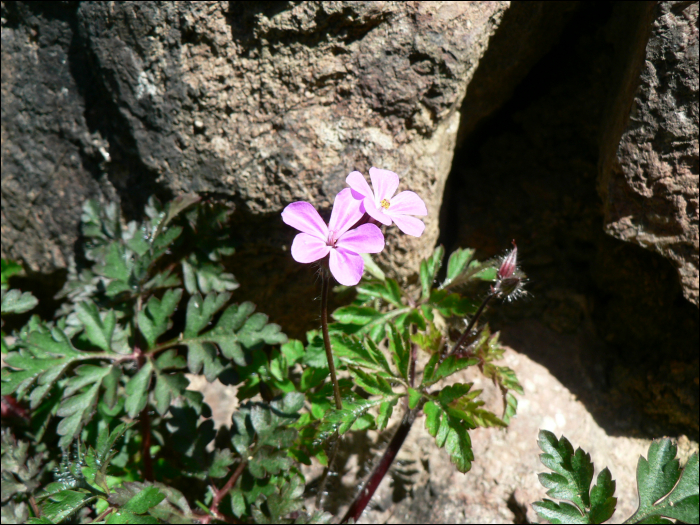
[327,230,339,247]
[380,199,390,209]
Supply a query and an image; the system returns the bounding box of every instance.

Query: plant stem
[314,431,340,510]
[208,460,247,521]
[340,292,497,522]
[139,405,154,481]
[321,270,343,410]
[341,406,420,523]
[448,292,495,357]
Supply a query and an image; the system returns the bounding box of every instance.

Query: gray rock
[599,1,699,305]
[2,1,509,283]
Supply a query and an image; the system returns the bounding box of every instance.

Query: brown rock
[2,1,509,283]
[599,1,699,306]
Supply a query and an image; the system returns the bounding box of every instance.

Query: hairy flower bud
[493,241,526,301]
[497,241,518,280]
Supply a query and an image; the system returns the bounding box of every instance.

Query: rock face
[599,1,699,306]
[444,1,698,438]
[2,1,508,281]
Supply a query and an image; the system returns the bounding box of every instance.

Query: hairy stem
[448,292,495,357]
[341,406,419,523]
[315,432,340,510]
[321,271,343,410]
[139,405,153,481]
[208,460,247,522]
[341,292,497,522]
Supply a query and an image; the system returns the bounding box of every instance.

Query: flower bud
[497,241,518,280]
[493,241,526,301]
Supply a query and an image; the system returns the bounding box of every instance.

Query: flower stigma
[327,230,339,247]
[380,199,391,209]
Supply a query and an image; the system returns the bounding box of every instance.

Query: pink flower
[282,188,385,286]
[346,167,428,237]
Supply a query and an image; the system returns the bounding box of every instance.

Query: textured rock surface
[445,1,698,438]
[1,3,111,273]
[599,1,699,306]
[2,1,508,281]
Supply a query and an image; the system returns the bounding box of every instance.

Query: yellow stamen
[380,199,390,209]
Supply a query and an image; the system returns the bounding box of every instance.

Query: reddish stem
[139,406,153,481]
[448,292,495,357]
[134,344,154,481]
[207,460,247,522]
[341,407,419,523]
[341,291,496,522]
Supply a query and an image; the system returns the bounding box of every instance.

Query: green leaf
[356,279,403,307]
[423,356,478,386]
[474,266,498,281]
[332,305,412,342]
[349,367,395,396]
[154,371,189,416]
[423,400,473,473]
[75,301,116,352]
[627,439,699,524]
[411,321,443,355]
[377,398,399,431]
[182,253,238,295]
[143,269,181,292]
[154,349,187,370]
[407,388,421,409]
[122,485,166,514]
[440,248,475,289]
[531,500,589,524]
[2,326,82,406]
[109,482,191,524]
[588,468,617,524]
[439,254,497,290]
[183,292,231,338]
[537,431,594,513]
[533,430,624,524]
[388,325,411,380]
[428,289,477,318]
[98,243,131,285]
[420,245,444,299]
[209,449,236,479]
[1,259,24,289]
[1,289,38,314]
[138,289,183,349]
[182,301,287,374]
[41,490,96,524]
[361,253,385,281]
[318,397,383,438]
[125,361,153,418]
[281,339,305,363]
[106,509,159,524]
[149,193,200,242]
[332,334,393,376]
[95,422,135,472]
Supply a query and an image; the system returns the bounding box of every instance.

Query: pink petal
[387,191,428,216]
[290,233,331,263]
[282,202,328,240]
[362,197,392,226]
[336,224,385,254]
[390,214,425,237]
[329,188,364,236]
[346,171,374,201]
[329,248,364,286]
[369,167,400,202]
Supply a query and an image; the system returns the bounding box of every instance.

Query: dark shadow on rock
[442,1,698,440]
